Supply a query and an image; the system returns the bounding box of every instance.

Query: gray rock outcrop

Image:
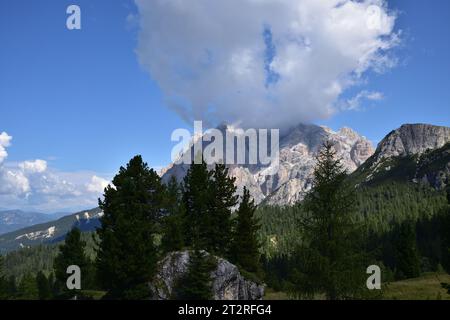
[149,251,265,300]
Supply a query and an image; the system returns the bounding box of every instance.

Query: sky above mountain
[1,0,449,212]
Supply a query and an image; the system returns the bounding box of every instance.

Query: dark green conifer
[161,176,185,253]
[172,250,216,300]
[290,141,368,300]
[393,221,421,279]
[96,155,164,299]
[232,187,261,273]
[182,160,212,248]
[207,164,238,256]
[54,227,89,295]
[36,271,52,300]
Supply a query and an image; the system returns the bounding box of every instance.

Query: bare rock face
[352,124,450,190]
[162,123,374,206]
[149,251,265,300]
[374,124,450,161]
[263,125,374,205]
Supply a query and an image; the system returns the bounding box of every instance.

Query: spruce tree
[232,187,261,273]
[3,276,17,299]
[17,273,38,300]
[161,176,185,254]
[53,227,89,295]
[0,255,6,299]
[172,250,216,300]
[0,255,3,276]
[393,221,421,279]
[290,141,368,300]
[96,155,164,299]
[182,160,212,248]
[442,187,450,273]
[36,271,52,300]
[207,164,238,257]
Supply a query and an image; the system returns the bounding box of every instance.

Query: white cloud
[0,132,12,164]
[19,159,48,173]
[86,175,110,193]
[0,133,110,212]
[135,0,399,129]
[342,90,385,111]
[0,170,30,196]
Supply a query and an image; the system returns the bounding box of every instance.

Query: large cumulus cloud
[135,0,399,129]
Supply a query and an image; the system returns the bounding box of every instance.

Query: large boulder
[149,251,265,300]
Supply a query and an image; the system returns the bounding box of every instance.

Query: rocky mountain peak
[162,122,375,206]
[375,123,450,161]
[338,127,361,141]
[350,123,450,190]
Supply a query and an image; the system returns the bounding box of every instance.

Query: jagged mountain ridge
[162,123,375,206]
[374,123,450,161]
[350,124,450,189]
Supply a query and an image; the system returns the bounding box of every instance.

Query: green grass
[382,272,450,300]
[79,290,107,300]
[264,288,290,300]
[263,273,450,300]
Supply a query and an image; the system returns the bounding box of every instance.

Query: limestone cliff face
[374,124,450,161]
[149,251,265,300]
[351,124,450,190]
[161,123,374,206]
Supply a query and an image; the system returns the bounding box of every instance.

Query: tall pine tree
[172,250,216,300]
[0,275,17,300]
[290,141,368,300]
[232,187,261,273]
[182,160,212,249]
[393,221,421,279]
[53,227,89,296]
[0,255,6,299]
[442,186,450,273]
[161,176,185,254]
[96,155,164,299]
[206,164,238,257]
[17,273,38,300]
[36,271,52,300]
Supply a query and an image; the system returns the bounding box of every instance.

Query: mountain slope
[0,208,102,253]
[162,123,374,206]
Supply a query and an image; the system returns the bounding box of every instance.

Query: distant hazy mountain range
[0,208,102,253]
[0,210,68,235]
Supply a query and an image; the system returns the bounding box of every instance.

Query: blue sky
[0,0,185,174]
[322,0,450,141]
[0,0,449,212]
